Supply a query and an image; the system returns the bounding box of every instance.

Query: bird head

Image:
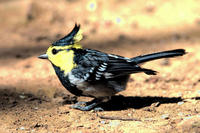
[38,24,83,74]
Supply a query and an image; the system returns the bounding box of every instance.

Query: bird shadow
[98,95,184,111]
[0,88,199,112]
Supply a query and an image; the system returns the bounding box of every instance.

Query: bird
[38,24,186,111]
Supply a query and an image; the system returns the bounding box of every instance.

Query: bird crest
[52,24,83,46]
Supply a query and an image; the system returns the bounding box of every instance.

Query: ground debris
[99,115,141,121]
[161,114,170,119]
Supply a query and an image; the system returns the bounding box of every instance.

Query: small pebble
[19,127,25,130]
[178,112,183,116]
[151,102,160,107]
[161,114,169,119]
[144,118,154,121]
[87,0,97,11]
[34,107,38,110]
[109,121,120,127]
[177,92,182,97]
[19,95,26,99]
[178,101,184,105]
[184,116,192,120]
[116,17,121,24]
[100,120,106,124]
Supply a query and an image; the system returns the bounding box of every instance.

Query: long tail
[130,49,186,64]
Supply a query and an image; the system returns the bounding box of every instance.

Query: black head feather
[52,24,81,46]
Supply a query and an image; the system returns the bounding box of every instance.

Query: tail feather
[130,49,186,64]
[143,68,157,75]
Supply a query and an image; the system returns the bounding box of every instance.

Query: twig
[99,115,141,121]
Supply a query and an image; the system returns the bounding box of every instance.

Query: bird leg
[73,101,87,106]
[70,97,110,111]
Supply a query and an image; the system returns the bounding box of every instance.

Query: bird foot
[70,98,108,111]
[74,101,87,106]
[70,99,105,111]
[70,102,98,111]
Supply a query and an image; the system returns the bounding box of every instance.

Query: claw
[93,107,104,112]
[70,104,88,111]
[70,102,98,111]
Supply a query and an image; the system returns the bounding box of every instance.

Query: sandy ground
[0,0,200,132]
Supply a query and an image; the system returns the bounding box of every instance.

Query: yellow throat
[46,44,82,75]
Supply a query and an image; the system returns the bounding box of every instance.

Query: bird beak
[38,54,48,59]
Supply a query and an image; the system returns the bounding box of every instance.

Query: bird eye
[52,48,58,55]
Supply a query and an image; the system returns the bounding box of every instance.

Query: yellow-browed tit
[39,24,186,111]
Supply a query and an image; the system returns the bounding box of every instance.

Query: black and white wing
[73,49,109,81]
[73,49,156,82]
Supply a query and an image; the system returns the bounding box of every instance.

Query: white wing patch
[108,54,119,58]
[89,67,95,73]
[84,73,90,80]
[98,63,107,71]
[68,72,84,85]
[104,72,113,79]
[108,54,129,60]
[70,62,113,82]
[96,63,113,79]
[95,63,108,80]
[84,67,95,80]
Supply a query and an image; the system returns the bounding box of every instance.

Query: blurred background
[0,0,200,132]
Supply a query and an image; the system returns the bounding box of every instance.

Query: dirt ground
[0,0,200,132]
